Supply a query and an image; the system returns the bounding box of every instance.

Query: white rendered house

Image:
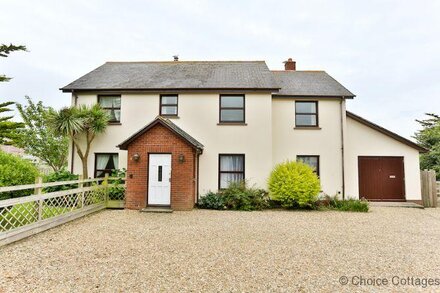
[61,58,425,210]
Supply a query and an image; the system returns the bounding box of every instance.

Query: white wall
[70,92,273,194]
[68,92,422,202]
[272,98,345,196]
[345,117,422,200]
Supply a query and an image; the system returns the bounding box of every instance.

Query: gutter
[340,97,346,200]
[60,87,281,93]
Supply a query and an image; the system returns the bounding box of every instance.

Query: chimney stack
[284,58,296,71]
[173,55,179,61]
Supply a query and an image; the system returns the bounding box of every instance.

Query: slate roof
[61,61,279,92]
[346,111,427,152]
[272,71,355,97]
[117,116,204,151]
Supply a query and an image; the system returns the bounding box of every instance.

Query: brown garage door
[358,156,405,201]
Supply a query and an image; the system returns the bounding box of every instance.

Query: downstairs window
[297,155,320,176]
[218,154,245,189]
[95,153,119,178]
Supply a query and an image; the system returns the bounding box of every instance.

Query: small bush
[198,181,270,211]
[322,195,369,212]
[43,170,79,193]
[220,181,269,211]
[108,169,126,201]
[198,191,224,210]
[268,161,320,208]
[0,150,39,199]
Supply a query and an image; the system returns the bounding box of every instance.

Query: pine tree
[0,44,27,82]
[0,102,24,144]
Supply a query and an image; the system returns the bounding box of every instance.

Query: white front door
[148,154,172,206]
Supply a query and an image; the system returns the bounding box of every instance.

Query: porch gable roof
[117,116,204,152]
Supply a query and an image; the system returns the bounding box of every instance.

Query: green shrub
[323,195,369,212]
[268,161,320,208]
[198,181,270,211]
[198,191,224,210]
[43,170,79,193]
[108,169,126,201]
[220,181,270,211]
[0,150,39,199]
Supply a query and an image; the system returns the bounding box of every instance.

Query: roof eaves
[61,87,281,93]
[272,94,354,99]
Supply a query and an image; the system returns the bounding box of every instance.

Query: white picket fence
[0,176,124,246]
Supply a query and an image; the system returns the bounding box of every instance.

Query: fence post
[78,175,84,208]
[34,177,43,195]
[421,170,438,208]
[104,174,109,205]
[430,170,437,208]
[34,177,43,221]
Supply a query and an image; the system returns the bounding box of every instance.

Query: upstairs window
[95,153,119,178]
[160,95,178,116]
[220,95,245,123]
[99,95,121,123]
[297,155,319,176]
[295,101,318,127]
[219,154,245,189]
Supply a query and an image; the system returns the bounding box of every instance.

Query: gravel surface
[1,207,440,292]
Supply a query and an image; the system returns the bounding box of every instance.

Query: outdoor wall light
[132,153,140,162]
[178,154,185,163]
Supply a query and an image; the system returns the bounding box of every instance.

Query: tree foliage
[0,43,27,144]
[0,101,24,145]
[0,150,39,199]
[0,43,27,82]
[15,96,69,172]
[414,113,440,178]
[49,104,109,178]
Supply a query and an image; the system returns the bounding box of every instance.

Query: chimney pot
[173,55,179,61]
[284,58,296,71]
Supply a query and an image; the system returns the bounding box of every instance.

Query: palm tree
[49,104,109,178]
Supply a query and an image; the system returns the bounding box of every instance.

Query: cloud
[0,0,439,139]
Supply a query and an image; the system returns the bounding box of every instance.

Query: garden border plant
[319,194,369,212]
[198,161,369,213]
[198,181,269,211]
[268,160,320,209]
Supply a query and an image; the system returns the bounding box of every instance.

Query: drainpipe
[340,97,346,200]
[70,91,78,173]
[196,151,201,203]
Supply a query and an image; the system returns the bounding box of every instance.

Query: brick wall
[125,124,196,211]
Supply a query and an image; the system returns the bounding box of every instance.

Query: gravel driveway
[1,207,440,292]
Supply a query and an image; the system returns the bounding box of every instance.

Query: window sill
[108,122,122,125]
[217,122,247,126]
[160,115,179,119]
[294,126,321,130]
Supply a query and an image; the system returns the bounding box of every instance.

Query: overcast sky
[1,0,439,140]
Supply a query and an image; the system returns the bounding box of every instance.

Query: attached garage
[345,111,427,204]
[358,156,405,201]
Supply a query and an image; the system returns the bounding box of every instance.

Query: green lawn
[0,202,76,232]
